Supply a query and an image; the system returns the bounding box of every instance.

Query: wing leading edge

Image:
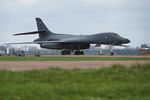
[13,31,45,36]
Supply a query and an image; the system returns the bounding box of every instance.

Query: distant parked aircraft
[9,18,130,55]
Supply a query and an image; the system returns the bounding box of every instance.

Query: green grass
[0,56,150,61]
[0,64,150,100]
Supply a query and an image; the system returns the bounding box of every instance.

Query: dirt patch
[0,61,150,71]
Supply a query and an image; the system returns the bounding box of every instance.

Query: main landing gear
[61,50,71,55]
[61,50,84,55]
[74,50,84,55]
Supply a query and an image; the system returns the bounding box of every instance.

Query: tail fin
[36,18,54,38]
[36,18,49,32]
[14,18,54,38]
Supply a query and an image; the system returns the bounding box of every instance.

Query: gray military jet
[12,18,130,55]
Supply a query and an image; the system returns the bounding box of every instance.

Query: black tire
[109,52,114,56]
[80,51,84,55]
[61,51,65,55]
[61,50,71,55]
[74,51,84,55]
[74,51,79,55]
[66,51,71,55]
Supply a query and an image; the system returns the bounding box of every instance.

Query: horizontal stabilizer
[13,31,45,36]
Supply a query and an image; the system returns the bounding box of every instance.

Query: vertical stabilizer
[36,18,54,38]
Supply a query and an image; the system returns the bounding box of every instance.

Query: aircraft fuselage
[36,32,130,50]
[11,18,130,55]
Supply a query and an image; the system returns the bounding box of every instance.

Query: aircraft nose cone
[124,39,130,43]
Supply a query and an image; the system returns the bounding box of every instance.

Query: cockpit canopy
[112,33,119,37]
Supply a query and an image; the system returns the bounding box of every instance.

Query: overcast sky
[0,0,150,47]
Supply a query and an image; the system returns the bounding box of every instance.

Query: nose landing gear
[109,45,114,56]
[109,52,114,55]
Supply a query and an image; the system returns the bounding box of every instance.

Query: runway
[0,60,150,71]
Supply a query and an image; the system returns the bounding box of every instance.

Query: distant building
[15,51,25,56]
[139,48,150,55]
[0,50,5,56]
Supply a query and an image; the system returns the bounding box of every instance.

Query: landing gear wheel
[61,51,66,55]
[80,51,84,55]
[74,51,84,55]
[109,44,114,56]
[61,50,71,55]
[74,51,79,55]
[66,51,71,55]
[109,52,114,56]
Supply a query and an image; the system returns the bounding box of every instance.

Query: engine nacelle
[63,44,90,50]
[40,43,63,49]
[40,43,90,50]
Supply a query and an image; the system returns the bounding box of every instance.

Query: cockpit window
[112,33,119,37]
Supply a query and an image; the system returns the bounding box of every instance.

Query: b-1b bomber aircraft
[11,18,130,55]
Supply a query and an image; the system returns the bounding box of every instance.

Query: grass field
[0,56,150,61]
[0,64,150,100]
